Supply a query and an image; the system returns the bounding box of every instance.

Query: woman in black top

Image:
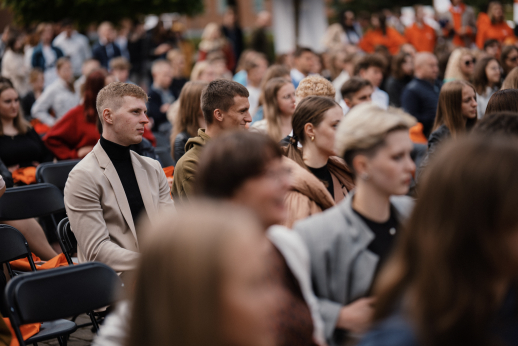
[425,80,477,163]
[0,81,53,172]
[170,81,208,163]
[0,81,57,260]
[285,96,355,204]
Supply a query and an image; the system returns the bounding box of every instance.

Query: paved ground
[40,314,94,346]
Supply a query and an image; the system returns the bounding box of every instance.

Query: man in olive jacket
[171,79,251,200]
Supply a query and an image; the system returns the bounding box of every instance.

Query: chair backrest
[56,217,76,265]
[0,183,65,221]
[0,271,7,316]
[0,225,36,269]
[36,160,80,194]
[5,262,123,325]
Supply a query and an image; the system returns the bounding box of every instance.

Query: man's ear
[344,98,352,109]
[102,108,113,125]
[213,109,224,122]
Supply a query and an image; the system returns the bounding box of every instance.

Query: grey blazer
[293,191,414,345]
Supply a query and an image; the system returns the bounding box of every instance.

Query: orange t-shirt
[405,23,436,52]
[476,21,515,48]
[359,27,407,55]
[447,4,474,46]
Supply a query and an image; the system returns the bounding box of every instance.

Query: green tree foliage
[1,0,204,27]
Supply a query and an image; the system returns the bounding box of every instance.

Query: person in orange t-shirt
[405,5,437,53]
[359,13,407,55]
[476,2,515,49]
[440,0,476,47]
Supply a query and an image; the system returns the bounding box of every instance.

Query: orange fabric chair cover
[30,119,50,136]
[163,166,174,178]
[11,167,36,185]
[9,253,70,272]
[2,319,40,346]
[409,123,428,144]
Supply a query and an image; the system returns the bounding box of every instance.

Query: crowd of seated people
[4,1,518,345]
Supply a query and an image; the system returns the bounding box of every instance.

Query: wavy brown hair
[170,81,208,159]
[433,80,477,137]
[0,82,30,136]
[372,135,518,346]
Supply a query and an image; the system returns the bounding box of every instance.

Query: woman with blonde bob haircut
[170,81,208,162]
[251,77,296,142]
[360,135,518,346]
[294,103,416,346]
[127,202,277,346]
[443,48,476,82]
[283,96,354,228]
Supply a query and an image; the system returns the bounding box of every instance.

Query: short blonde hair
[295,75,335,99]
[96,82,148,122]
[335,103,416,158]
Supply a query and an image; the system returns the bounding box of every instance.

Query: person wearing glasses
[500,45,518,79]
[476,1,515,50]
[444,48,476,83]
[251,77,296,142]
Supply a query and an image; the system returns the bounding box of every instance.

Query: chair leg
[88,311,100,332]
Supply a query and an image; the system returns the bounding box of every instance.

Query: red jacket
[43,104,157,160]
[43,104,99,160]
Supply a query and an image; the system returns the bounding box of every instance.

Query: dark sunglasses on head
[464,58,476,66]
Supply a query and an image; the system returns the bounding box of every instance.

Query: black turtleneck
[100,136,148,227]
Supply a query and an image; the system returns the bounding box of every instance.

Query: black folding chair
[0,224,37,277]
[4,262,123,346]
[36,160,80,194]
[56,217,75,266]
[0,183,66,242]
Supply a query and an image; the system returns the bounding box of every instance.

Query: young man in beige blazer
[64,82,174,278]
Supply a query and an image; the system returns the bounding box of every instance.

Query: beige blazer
[64,142,174,274]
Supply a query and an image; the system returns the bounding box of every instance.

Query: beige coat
[64,142,174,275]
[283,156,354,228]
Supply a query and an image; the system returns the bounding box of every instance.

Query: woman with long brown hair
[283,96,354,228]
[195,131,326,345]
[473,56,501,119]
[43,69,107,160]
[169,81,208,162]
[360,135,518,346]
[127,202,278,346]
[0,80,57,260]
[426,80,477,156]
[251,64,291,125]
[251,77,296,142]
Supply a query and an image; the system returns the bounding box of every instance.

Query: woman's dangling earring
[311,136,315,141]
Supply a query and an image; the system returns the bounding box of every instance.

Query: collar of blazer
[92,142,157,244]
[337,190,414,250]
